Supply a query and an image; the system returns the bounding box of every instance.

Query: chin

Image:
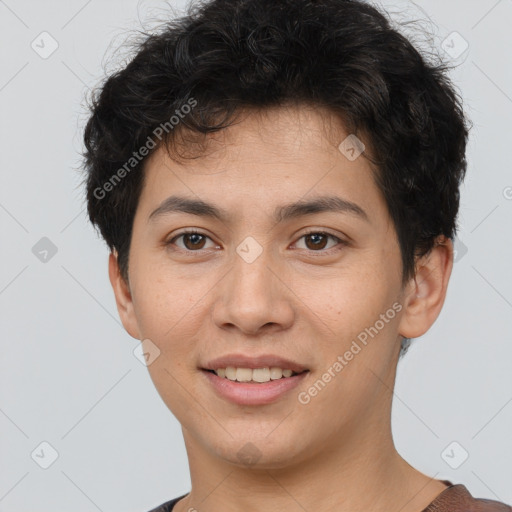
[209,432,311,470]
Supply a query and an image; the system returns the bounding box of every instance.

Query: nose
[211,245,295,336]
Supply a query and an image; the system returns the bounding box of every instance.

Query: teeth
[253,368,270,382]
[214,366,297,382]
[225,367,237,380]
[236,368,252,382]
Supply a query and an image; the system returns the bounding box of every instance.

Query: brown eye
[168,230,216,251]
[304,233,330,250]
[182,233,207,250]
[296,232,342,252]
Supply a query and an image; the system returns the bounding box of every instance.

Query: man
[82,0,511,510]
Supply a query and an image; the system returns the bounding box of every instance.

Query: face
[110,105,447,470]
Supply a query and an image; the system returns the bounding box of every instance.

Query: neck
[174,404,446,512]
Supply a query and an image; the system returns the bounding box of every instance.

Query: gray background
[1,0,511,510]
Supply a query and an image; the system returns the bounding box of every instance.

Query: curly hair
[82,0,469,294]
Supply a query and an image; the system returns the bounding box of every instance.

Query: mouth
[200,367,310,405]
[201,367,308,383]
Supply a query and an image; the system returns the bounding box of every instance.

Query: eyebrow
[148,194,369,224]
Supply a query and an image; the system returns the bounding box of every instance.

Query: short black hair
[82,0,469,289]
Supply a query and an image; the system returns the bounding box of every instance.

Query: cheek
[131,259,213,338]
[131,268,209,413]
[296,264,401,386]
[299,264,391,330]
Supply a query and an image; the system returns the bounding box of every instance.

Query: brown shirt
[148,481,512,511]
[422,481,511,512]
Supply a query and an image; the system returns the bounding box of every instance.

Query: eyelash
[165,228,347,256]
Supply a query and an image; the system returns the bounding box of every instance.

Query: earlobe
[108,251,141,340]
[398,236,454,339]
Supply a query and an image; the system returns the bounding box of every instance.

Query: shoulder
[146,486,512,512]
[473,497,512,512]
[146,493,189,512]
[425,484,512,512]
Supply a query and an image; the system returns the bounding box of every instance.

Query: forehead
[137,104,385,224]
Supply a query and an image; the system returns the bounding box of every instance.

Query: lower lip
[201,370,309,405]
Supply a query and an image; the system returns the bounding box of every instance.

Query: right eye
[166,230,219,252]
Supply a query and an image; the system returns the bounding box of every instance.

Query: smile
[201,368,309,405]
[211,366,304,382]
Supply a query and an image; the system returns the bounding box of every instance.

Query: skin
[109,104,454,512]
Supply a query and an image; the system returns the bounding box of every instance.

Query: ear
[108,251,141,340]
[398,235,454,339]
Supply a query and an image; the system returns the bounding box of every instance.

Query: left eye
[167,230,343,252]
[295,232,341,251]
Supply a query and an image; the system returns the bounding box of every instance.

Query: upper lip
[202,354,309,373]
